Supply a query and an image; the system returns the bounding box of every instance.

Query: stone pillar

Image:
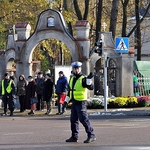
[15,22,31,40]
[116,54,134,96]
[74,20,92,97]
[74,20,91,75]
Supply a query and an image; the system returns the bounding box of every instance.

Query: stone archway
[18,30,79,78]
[13,9,91,79]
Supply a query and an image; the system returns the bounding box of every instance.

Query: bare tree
[109,0,119,39]
[73,0,83,20]
[83,0,90,20]
[121,0,129,37]
[95,0,103,41]
[73,0,90,20]
[135,0,141,60]
[127,2,150,60]
[63,0,73,35]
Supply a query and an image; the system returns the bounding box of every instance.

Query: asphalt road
[0,113,150,150]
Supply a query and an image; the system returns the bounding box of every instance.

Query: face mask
[28,78,33,82]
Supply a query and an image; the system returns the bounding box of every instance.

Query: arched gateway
[2,9,91,80]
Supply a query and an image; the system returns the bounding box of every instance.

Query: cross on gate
[102,22,107,32]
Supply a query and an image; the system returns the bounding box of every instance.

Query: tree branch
[127,2,150,37]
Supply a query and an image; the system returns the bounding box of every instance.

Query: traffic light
[94,39,103,56]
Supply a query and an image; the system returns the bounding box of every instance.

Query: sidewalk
[88,107,150,116]
[0,106,150,117]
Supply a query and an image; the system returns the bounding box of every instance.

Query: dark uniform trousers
[2,95,14,113]
[70,100,95,139]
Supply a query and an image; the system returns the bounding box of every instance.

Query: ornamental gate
[94,58,116,96]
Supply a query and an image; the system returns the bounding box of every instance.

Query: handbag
[30,97,38,105]
[59,93,66,104]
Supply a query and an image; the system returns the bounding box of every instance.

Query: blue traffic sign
[115,37,129,53]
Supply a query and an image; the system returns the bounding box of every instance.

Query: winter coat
[55,76,68,95]
[17,75,27,96]
[35,77,45,94]
[25,80,37,109]
[43,79,53,102]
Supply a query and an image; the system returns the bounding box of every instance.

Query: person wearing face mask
[0,72,16,116]
[65,61,96,143]
[25,76,37,115]
[17,74,27,112]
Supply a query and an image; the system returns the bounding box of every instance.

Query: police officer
[66,61,96,143]
[0,72,16,116]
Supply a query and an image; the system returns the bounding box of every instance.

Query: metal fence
[134,72,150,96]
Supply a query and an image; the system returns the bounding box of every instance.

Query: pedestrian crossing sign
[115,37,129,53]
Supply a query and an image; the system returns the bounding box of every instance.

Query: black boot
[28,110,34,115]
[66,137,78,142]
[83,136,96,143]
[10,111,13,116]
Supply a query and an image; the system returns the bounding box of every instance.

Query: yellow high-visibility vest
[1,79,13,95]
[69,75,87,101]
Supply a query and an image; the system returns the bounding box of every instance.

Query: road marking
[121,126,149,129]
[3,132,34,136]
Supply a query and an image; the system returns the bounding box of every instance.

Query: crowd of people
[0,70,70,116]
[0,71,54,116]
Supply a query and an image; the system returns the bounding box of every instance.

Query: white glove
[86,78,92,85]
[64,96,70,103]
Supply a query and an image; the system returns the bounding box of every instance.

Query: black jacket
[43,79,53,102]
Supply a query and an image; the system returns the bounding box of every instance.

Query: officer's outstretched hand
[86,72,93,85]
[86,78,92,85]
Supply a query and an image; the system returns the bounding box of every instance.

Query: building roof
[140,8,150,17]
[75,21,89,27]
[129,7,150,20]
[15,22,29,28]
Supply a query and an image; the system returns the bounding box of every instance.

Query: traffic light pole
[104,54,108,112]
[104,55,121,112]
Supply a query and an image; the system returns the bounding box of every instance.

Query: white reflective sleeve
[86,78,92,85]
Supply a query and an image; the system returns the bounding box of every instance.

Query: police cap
[71,61,82,68]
